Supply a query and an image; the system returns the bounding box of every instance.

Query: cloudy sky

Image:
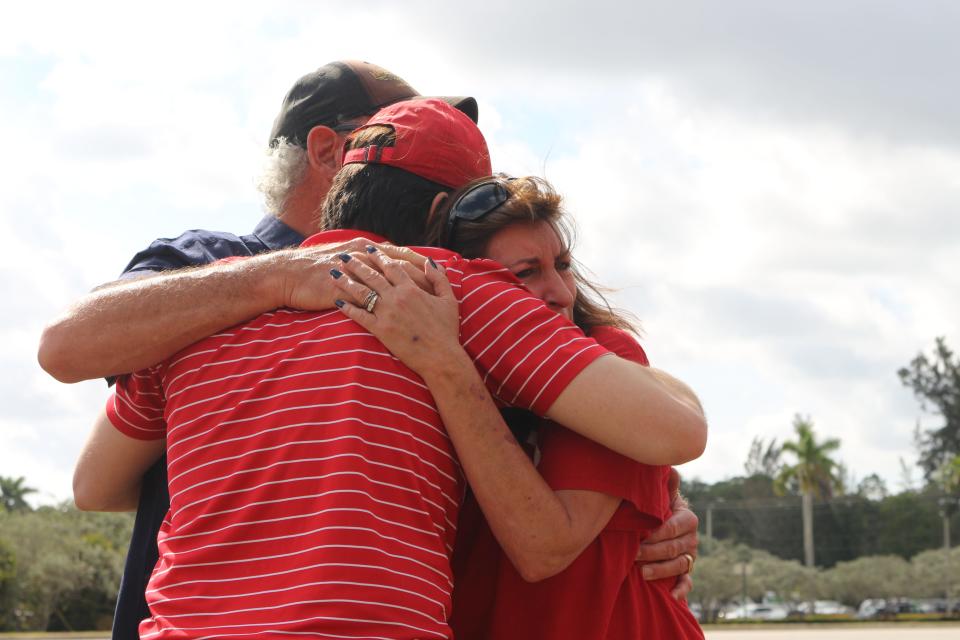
[2,1,956,504]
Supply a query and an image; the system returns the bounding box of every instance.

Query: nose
[543,270,575,317]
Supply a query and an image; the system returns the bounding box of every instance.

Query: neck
[276,176,330,236]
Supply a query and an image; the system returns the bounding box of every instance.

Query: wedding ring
[363,291,379,313]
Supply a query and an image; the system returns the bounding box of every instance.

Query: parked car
[719,602,790,621]
[796,600,854,616]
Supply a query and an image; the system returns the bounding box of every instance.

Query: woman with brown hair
[333,175,705,639]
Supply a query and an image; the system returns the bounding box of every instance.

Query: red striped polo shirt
[106,230,610,640]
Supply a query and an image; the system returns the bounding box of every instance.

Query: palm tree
[775,415,842,567]
[0,475,37,512]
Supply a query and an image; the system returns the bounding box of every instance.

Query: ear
[305,125,341,174]
[428,191,449,223]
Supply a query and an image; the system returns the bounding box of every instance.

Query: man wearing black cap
[42,60,479,640]
[41,62,699,639]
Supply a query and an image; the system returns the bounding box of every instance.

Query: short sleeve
[537,424,669,520]
[536,328,670,520]
[105,368,168,440]
[588,325,649,366]
[447,257,610,417]
[119,230,257,279]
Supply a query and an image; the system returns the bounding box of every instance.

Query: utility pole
[802,491,815,567]
[706,498,724,540]
[938,496,957,606]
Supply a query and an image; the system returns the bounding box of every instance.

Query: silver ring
[363,291,379,313]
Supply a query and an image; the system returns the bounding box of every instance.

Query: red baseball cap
[341,98,492,189]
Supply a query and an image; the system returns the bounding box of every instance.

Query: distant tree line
[686,336,960,622]
[684,471,958,568]
[690,537,959,622]
[0,478,132,631]
[685,337,960,569]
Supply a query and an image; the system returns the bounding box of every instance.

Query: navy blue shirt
[111,215,304,640]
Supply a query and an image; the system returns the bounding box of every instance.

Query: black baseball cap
[268,60,478,148]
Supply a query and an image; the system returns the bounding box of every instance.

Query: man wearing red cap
[74,98,706,639]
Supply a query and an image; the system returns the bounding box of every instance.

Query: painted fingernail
[338,253,351,262]
[428,258,438,269]
[365,245,377,253]
[330,268,342,279]
[335,299,345,308]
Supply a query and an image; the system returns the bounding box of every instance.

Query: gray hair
[256,138,309,214]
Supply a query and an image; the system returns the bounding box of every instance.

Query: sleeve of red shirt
[447,257,610,417]
[104,366,168,441]
[536,327,670,519]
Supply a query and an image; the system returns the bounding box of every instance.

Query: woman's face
[484,221,577,320]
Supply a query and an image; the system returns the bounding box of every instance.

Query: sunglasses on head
[446,177,516,247]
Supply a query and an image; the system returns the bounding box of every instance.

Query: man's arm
[73,407,165,511]
[38,241,427,383]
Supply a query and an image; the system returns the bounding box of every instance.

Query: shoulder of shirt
[120,228,263,277]
[145,228,248,249]
[588,325,649,366]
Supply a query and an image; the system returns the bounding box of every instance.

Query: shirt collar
[301,229,388,248]
[252,215,305,250]
[299,229,460,264]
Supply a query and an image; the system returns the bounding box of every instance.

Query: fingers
[643,507,699,545]
[670,574,694,601]
[636,531,698,565]
[362,246,434,294]
[329,266,376,308]
[423,258,454,298]
[640,553,691,582]
[376,243,428,268]
[336,252,394,293]
[333,298,374,331]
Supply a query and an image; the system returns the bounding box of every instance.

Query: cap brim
[428,96,479,124]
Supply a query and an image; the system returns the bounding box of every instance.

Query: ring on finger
[682,552,695,575]
[363,291,380,313]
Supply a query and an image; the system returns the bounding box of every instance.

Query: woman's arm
[333,253,624,581]
[412,344,622,581]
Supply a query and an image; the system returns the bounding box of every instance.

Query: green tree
[775,415,842,567]
[898,337,960,480]
[0,504,132,631]
[0,477,36,513]
[0,537,15,629]
[744,436,783,478]
[911,547,960,600]
[856,473,889,501]
[934,454,960,550]
[822,555,910,606]
[875,491,941,559]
